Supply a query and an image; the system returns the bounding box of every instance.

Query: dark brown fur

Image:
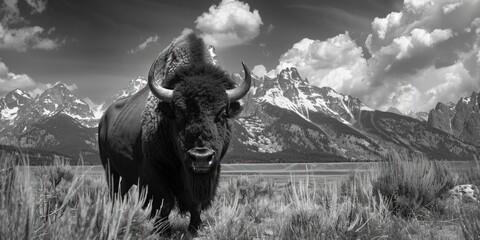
[98,33,243,234]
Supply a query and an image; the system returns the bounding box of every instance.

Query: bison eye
[215,108,227,123]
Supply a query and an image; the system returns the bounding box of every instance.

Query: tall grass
[1,151,479,239]
[0,153,156,240]
[0,153,35,240]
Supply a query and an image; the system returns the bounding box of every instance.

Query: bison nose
[188,147,216,173]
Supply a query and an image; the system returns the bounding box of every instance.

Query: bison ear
[227,101,243,118]
[157,102,175,119]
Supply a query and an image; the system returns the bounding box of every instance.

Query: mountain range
[0,67,479,164]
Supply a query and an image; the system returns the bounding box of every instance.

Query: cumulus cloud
[0,59,78,97]
[252,65,267,78]
[0,0,61,52]
[276,0,480,113]
[0,59,36,95]
[364,0,480,112]
[251,64,275,78]
[0,24,61,51]
[127,34,159,54]
[195,0,263,48]
[276,32,368,95]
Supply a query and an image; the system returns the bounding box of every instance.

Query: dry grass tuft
[0,153,157,240]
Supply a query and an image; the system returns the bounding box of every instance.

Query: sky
[0,0,479,113]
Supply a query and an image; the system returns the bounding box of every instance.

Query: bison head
[147,56,251,201]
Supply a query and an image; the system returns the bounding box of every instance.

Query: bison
[98,33,251,234]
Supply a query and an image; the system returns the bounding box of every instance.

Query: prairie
[1,153,479,239]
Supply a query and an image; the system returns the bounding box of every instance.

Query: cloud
[374,28,452,61]
[266,24,275,34]
[195,0,263,48]
[252,64,275,78]
[276,32,368,95]
[1,0,23,25]
[0,25,61,51]
[0,0,62,52]
[0,59,36,95]
[0,59,80,97]
[127,34,159,54]
[252,64,267,78]
[25,0,47,13]
[364,0,480,112]
[252,65,267,77]
[275,0,480,113]
[181,28,193,36]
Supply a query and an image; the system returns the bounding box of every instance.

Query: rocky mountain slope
[225,68,479,162]
[0,79,147,163]
[386,107,428,122]
[1,68,479,163]
[427,92,480,146]
[0,89,32,131]
[18,112,97,157]
[0,83,98,161]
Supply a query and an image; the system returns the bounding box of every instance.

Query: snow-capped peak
[254,67,372,125]
[0,89,33,127]
[0,89,33,120]
[101,77,147,113]
[12,89,32,99]
[280,67,301,80]
[446,102,456,109]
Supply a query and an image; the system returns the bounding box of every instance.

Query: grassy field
[2,152,480,239]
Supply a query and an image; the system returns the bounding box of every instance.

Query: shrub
[372,152,456,218]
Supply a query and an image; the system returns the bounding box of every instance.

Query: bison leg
[188,205,202,234]
[147,190,174,235]
[103,161,133,199]
[139,172,174,235]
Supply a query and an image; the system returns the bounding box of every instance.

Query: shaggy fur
[99,32,245,234]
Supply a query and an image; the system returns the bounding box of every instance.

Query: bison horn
[227,62,252,102]
[148,58,173,102]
